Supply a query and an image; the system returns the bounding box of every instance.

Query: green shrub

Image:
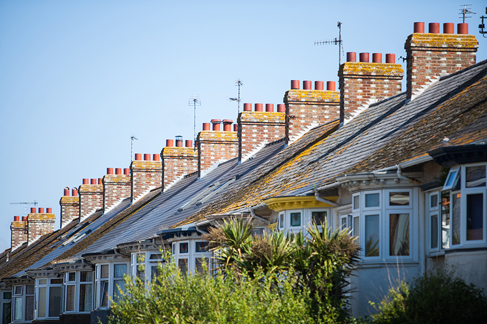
[371,270,487,324]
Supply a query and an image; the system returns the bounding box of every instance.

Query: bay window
[95,263,128,309]
[36,278,62,319]
[62,271,93,313]
[172,240,212,275]
[12,284,34,322]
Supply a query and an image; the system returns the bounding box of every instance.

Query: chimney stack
[238,102,285,161]
[60,187,80,228]
[284,79,340,142]
[131,153,162,201]
[79,178,103,219]
[10,216,27,251]
[161,137,198,190]
[103,167,131,212]
[27,207,55,245]
[405,22,478,100]
[198,119,238,177]
[338,52,404,122]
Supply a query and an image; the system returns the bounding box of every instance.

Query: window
[172,240,212,275]
[113,264,127,302]
[79,272,93,312]
[99,265,109,308]
[36,278,62,319]
[65,273,75,312]
[312,211,327,225]
[466,165,486,188]
[389,213,410,256]
[290,212,301,227]
[428,192,440,251]
[467,193,483,240]
[443,167,460,190]
[365,193,380,208]
[389,192,410,206]
[95,263,128,309]
[279,213,284,229]
[12,284,34,322]
[353,195,360,210]
[365,215,380,257]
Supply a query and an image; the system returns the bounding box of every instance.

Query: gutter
[314,189,339,207]
[248,205,271,225]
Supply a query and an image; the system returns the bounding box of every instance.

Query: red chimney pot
[443,23,454,34]
[202,123,211,131]
[265,104,274,112]
[30,207,36,213]
[327,81,336,91]
[254,103,263,112]
[143,153,151,161]
[359,53,369,62]
[166,139,174,147]
[386,53,396,64]
[124,168,130,175]
[72,188,78,196]
[14,216,19,222]
[277,104,286,112]
[457,23,468,34]
[243,103,252,111]
[176,139,183,147]
[223,119,233,131]
[429,23,440,34]
[47,208,52,213]
[107,168,114,175]
[153,154,160,161]
[211,119,221,131]
[315,81,324,90]
[64,187,70,196]
[22,216,27,222]
[185,140,193,147]
[38,207,45,213]
[290,80,300,89]
[414,22,425,33]
[233,124,238,131]
[115,168,122,175]
[135,153,142,161]
[346,52,356,62]
[303,80,312,90]
[98,178,102,184]
[90,179,97,184]
[83,178,89,184]
[372,53,382,63]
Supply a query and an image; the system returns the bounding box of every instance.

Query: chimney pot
[303,80,312,90]
[429,22,440,34]
[202,122,211,131]
[326,81,336,91]
[443,23,454,34]
[385,53,396,63]
[277,104,286,112]
[414,22,425,33]
[233,124,238,131]
[359,52,369,62]
[98,178,102,184]
[47,208,52,214]
[72,188,78,196]
[143,153,151,161]
[124,168,130,175]
[314,81,324,90]
[115,168,122,175]
[30,207,36,213]
[153,154,160,161]
[290,80,300,89]
[346,52,356,62]
[22,216,27,222]
[372,53,382,63]
[64,187,70,196]
[185,140,193,147]
[166,139,174,147]
[265,104,274,112]
[107,168,114,175]
[254,103,263,112]
[211,119,221,131]
[176,139,183,147]
[14,216,19,222]
[83,178,89,184]
[38,207,45,213]
[135,153,142,161]
[223,119,233,131]
[243,103,252,111]
[457,23,468,34]
[90,179,97,184]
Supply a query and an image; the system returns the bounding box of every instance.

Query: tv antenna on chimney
[315,21,344,71]
[10,200,38,216]
[480,7,487,38]
[188,95,201,150]
[460,4,476,23]
[131,135,138,162]
[229,79,243,116]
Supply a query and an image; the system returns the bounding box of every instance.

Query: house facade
[0,21,486,323]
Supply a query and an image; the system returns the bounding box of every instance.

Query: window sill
[358,260,419,269]
[427,250,445,258]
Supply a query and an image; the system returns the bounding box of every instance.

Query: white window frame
[362,211,382,260]
[171,239,212,275]
[94,262,129,310]
[35,278,63,320]
[443,167,460,191]
[386,210,413,260]
[426,191,441,254]
[12,284,35,322]
[363,190,381,210]
[131,252,164,286]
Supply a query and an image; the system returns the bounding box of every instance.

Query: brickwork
[10,219,27,250]
[162,147,198,190]
[238,111,285,161]
[198,131,238,177]
[60,196,79,228]
[405,33,478,99]
[103,174,131,211]
[131,160,162,201]
[27,212,55,245]
[79,184,103,219]
[339,63,403,120]
[284,90,340,142]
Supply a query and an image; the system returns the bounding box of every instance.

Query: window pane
[353,216,359,237]
[353,195,359,210]
[467,193,483,241]
[341,217,347,230]
[151,265,161,281]
[195,257,209,275]
[466,166,486,188]
[100,281,109,307]
[178,258,188,274]
[290,212,301,227]
[114,264,127,278]
[80,271,93,282]
[441,191,451,249]
[39,279,47,285]
[312,211,327,225]
[390,213,410,256]
[79,284,92,312]
[445,170,458,188]
[14,286,22,295]
[25,285,34,295]
[172,243,176,254]
[365,193,380,207]
[180,242,189,253]
[101,265,109,278]
[66,285,75,311]
[195,241,208,252]
[68,272,76,282]
[430,194,438,208]
[48,286,62,317]
[137,264,146,282]
[25,296,34,320]
[452,192,461,245]
[14,297,22,320]
[252,228,265,237]
[3,292,11,299]
[279,213,284,228]
[113,280,125,302]
[149,253,162,260]
[38,287,46,318]
[431,214,438,249]
[390,192,410,206]
[365,215,380,257]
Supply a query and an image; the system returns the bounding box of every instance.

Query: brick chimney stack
[238,103,285,161]
[131,153,162,201]
[60,187,80,228]
[338,52,404,122]
[284,80,340,142]
[10,216,27,251]
[103,167,131,211]
[161,137,198,190]
[198,119,238,177]
[405,22,478,100]
[79,178,103,219]
[27,207,55,245]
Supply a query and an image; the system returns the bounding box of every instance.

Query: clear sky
[0,0,486,252]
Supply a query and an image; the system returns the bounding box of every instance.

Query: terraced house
[0,21,486,323]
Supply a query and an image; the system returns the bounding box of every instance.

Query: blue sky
[0,0,486,252]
